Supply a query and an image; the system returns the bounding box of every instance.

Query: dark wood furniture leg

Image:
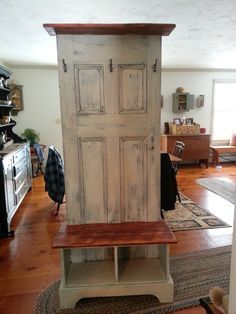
[210,147,219,165]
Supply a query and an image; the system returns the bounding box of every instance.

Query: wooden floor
[0,162,235,314]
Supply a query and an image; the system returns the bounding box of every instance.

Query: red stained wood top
[52,221,177,248]
[43,23,175,36]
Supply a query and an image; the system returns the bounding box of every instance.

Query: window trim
[211,79,236,144]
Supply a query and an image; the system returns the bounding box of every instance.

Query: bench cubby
[54,221,177,309]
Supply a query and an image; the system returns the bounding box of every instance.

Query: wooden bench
[210,145,236,165]
[53,221,177,309]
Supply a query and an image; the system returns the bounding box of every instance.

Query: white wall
[9,67,63,154]
[229,186,236,314]
[0,59,10,69]
[161,70,236,136]
[8,67,236,156]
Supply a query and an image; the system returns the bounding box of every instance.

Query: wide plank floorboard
[0,163,235,314]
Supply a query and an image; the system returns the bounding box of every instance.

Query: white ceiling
[1,0,236,69]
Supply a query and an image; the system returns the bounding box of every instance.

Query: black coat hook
[62,59,67,73]
[108,59,114,72]
[152,59,158,72]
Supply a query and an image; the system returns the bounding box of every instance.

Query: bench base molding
[59,276,174,309]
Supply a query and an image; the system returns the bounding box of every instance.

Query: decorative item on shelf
[0,131,7,145]
[176,87,184,93]
[170,122,200,135]
[197,95,205,107]
[182,117,187,125]
[181,117,194,125]
[8,84,23,114]
[186,118,194,125]
[164,122,170,134]
[21,128,40,146]
[173,118,181,125]
[0,115,11,125]
[0,100,11,105]
[0,130,14,150]
[0,77,5,88]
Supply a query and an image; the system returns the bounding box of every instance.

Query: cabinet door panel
[119,64,146,113]
[78,137,107,223]
[120,137,147,221]
[3,157,15,213]
[13,148,25,164]
[74,65,104,114]
[14,169,27,191]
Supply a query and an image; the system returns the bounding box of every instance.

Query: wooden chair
[171,141,185,202]
[171,141,185,174]
[31,144,45,177]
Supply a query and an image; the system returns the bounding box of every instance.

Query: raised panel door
[57,35,161,226]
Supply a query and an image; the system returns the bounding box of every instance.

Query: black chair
[171,141,185,202]
[31,144,45,176]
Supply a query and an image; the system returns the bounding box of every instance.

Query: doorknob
[148,136,155,151]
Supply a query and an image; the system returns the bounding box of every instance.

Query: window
[212,80,236,141]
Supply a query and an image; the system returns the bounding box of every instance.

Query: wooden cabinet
[44,23,176,309]
[0,65,13,141]
[161,134,210,167]
[0,66,31,238]
[0,65,25,148]
[172,92,194,112]
[0,143,32,237]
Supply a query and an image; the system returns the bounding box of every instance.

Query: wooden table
[161,134,210,167]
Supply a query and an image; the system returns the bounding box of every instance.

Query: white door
[57,34,161,225]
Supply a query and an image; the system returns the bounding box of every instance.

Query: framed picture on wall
[197,95,205,107]
[186,118,194,125]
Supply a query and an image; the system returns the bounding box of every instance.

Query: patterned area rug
[164,193,230,231]
[33,245,231,314]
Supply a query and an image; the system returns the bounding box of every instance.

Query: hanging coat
[44,146,65,204]
[161,153,178,211]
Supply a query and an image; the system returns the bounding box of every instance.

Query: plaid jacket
[44,146,65,204]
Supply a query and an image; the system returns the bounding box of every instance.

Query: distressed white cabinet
[0,143,32,237]
[44,23,176,309]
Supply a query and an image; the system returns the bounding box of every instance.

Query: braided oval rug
[33,245,231,314]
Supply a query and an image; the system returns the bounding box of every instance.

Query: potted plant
[21,128,40,146]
